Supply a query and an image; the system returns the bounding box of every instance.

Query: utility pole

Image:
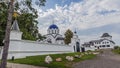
[0,0,14,68]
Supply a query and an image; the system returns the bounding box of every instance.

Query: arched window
[52,30,53,34]
[55,30,56,34]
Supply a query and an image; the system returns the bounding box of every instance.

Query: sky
[35,0,120,45]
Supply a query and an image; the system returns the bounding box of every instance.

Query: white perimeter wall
[84,47,96,51]
[6,40,74,59]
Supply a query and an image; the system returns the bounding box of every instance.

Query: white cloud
[38,0,120,34]
[110,32,120,45]
[37,0,120,44]
[79,35,99,44]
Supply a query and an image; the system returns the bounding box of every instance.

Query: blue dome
[49,24,58,29]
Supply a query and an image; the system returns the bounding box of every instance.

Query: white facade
[10,31,22,40]
[82,33,115,51]
[7,40,74,59]
[43,24,64,44]
[70,31,81,52]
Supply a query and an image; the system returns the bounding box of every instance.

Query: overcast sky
[35,0,120,45]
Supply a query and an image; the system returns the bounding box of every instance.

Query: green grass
[8,52,96,68]
[113,49,120,54]
[113,46,120,54]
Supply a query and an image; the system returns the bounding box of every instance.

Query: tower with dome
[43,23,81,52]
[44,23,64,44]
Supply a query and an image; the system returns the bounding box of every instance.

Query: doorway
[76,42,80,52]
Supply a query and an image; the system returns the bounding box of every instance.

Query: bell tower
[10,20,22,40]
[71,31,81,52]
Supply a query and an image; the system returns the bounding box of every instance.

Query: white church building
[41,24,64,44]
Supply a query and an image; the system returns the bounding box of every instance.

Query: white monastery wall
[84,47,96,51]
[7,40,74,59]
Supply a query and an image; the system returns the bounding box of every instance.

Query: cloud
[79,34,99,44]
[110,32,120,45]
[37,0,120,44]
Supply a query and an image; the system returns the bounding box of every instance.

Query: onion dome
[49,24,58,29]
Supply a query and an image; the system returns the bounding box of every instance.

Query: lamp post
[0,0,14,68]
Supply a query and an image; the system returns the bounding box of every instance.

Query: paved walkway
[73,49,120,68]
[7,63,47,68]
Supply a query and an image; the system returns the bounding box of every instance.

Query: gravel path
[73,49,120,68]
[7,63,47,68]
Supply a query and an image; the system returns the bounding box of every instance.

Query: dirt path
[72,49,120,68]
[7,63,47,68]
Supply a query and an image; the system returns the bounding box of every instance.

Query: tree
[0,2,7,46]
[64,29,73,45]
[0,0,46,43]
[0,0,46,68]
[0,0,14,68]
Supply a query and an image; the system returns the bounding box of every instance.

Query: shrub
[114,46,119,50]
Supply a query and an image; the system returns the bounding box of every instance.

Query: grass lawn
[112,46,120,54]
[113,49,120,54]
[8,52,96,68]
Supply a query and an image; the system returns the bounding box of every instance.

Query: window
[55,30,56,34]
[107,45,110,47]
[52,30,53,34]
[102,45,105,47]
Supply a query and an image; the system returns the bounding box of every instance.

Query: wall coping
[10,40,71,47]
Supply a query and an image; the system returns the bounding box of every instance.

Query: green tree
[0,0,46,45]
[0,0,46,67]
[0,2,8,46]
[64,29,73,45]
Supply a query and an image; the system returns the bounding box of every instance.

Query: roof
[101,33,112,37]
[90,39,103,42]
[109,40,115,44]
[11,20,20,31]
[56,37,64,40]
[90,39,115,44]
[49,24,58,29]
[82,42,91,47]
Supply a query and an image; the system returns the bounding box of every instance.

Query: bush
[114,46,119,50]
